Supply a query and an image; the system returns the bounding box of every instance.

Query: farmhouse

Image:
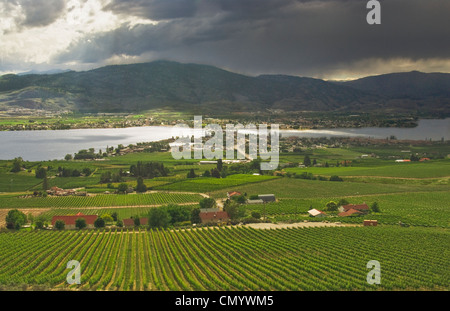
[338,209,363,217]
[199,211,229,224]
[123,217,148,227]
[47,186,77,196]
[308,209,327,217]
[51,213,98,230]
[364,220,378,226]
[227,191,242,199]
[258,194,276,203]
[339,203,370,214]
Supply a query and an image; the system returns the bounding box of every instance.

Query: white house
[308,209,327,217]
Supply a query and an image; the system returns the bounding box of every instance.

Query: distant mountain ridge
[0,61,448,115]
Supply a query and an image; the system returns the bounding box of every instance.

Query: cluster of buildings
[46,187,86,196]
[308,203,378,226]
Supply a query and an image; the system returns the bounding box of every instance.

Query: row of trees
[129,161,169,178]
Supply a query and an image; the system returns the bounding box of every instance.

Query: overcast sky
[1,0,449,80]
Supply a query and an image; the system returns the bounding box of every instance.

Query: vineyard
[244,191,450,228]
[0,226,448,291]
[38,207,181,221]
[0,193,203,209]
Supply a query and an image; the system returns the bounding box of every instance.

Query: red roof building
[123,217,148,227]
[338,208,364,217]
[227,191,241,199]
[199,211,229,224]
[51,213,98,229]
[341,204,370,213]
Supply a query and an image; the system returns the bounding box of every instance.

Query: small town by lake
[0,118,448,161]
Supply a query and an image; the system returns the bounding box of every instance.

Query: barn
[199,211,229,224]
[51,213,98,230]
[258,194,276,203]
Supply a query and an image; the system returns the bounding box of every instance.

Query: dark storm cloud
[103,0,198,20]
[56,0,450,77]
[3,0,67,28]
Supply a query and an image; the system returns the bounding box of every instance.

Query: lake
[0,118,448,161]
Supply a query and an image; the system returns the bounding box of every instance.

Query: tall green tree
[42,175,49,191]
[187,169,197,179]
[326,201,338,211]
[136,177,147,193]
[371,202,381,213]
[191,208,201,224]
[75,218,87,230]
[5,209,27,230]
[118,183,129,194]
[148,207,171,228]
[199,198,216,209]
[54,220,65,230]
[11,157,23,173]
[303,155,311,167]
[94,217,105,228]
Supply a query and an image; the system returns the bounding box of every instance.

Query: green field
[285,160,450,179]
[0,193,202,209]
[154,174,279,192]
[0,226,447,290]
[242,191,450,228]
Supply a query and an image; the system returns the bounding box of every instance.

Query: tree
[326,201,338,211]
[410,154,420,162]
[100,171,112,183]
[199,198,216,210]
[135,177,147,193]
[54,220,65,230]
[303,155,311,167]
[329,175,343,182]
[232,194,246,204]
[117,183,129,194]
[217,159,223,172]
[166,204,190,224]
[101,213,114,223]
[313,159,317,166]
[191,208,201,224]
[338,199,349,207]
[148,207,171,228]
[11,157,23,173]
[42,175,49,191]
[94,217,105,228]
[116,220,123,227]
[133,216,141,227]
[251,211,261,219]
[82,168,92,176]
[111,212,118,222]
[75,218,87,230]
[187,169,197,179]
[371,202,381,213]
[220,168,228,178]
[211,168,221,178]
[35,167,47,179]
[5,209,27,230]
[34,215,47,229]
[223,201,240,220]
[65,154,73,161]
[203,170,211,177]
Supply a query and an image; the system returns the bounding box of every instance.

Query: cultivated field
[0,226,447,291]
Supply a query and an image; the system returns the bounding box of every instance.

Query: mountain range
[0,61,449,115]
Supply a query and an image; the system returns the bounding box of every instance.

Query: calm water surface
[0,119,448,161]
